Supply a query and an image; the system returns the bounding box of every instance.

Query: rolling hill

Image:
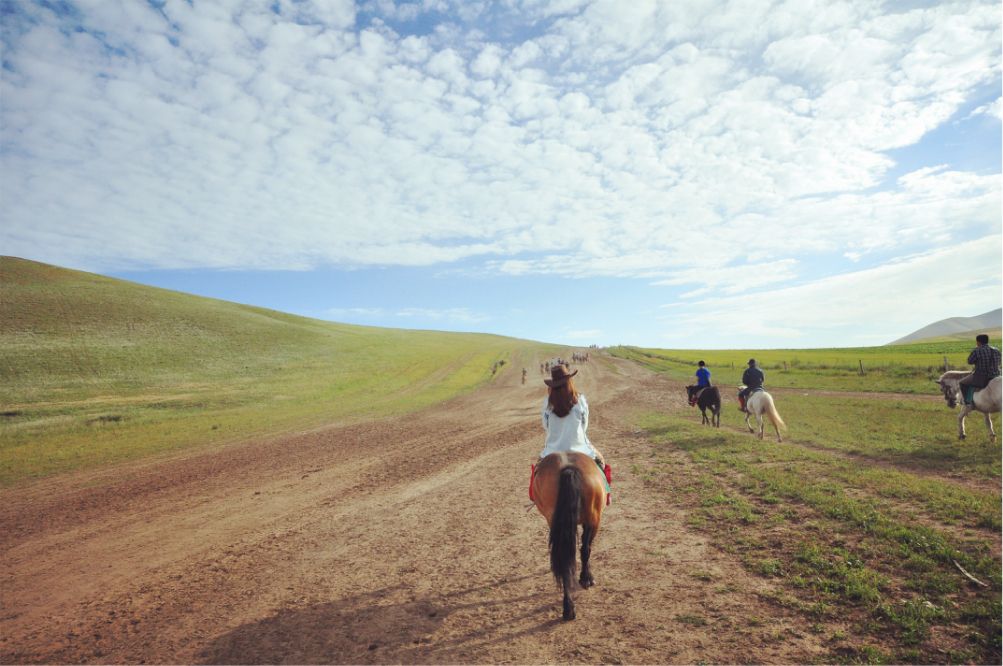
[0,256,555,484]
[889,308,1002,345]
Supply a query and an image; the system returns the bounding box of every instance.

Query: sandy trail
[1,354,829,664]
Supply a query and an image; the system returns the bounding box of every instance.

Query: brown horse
[531,450,607,621]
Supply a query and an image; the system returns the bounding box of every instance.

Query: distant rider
[959,334,1001,403]
[738,358,764,413]
[695,360,711,388]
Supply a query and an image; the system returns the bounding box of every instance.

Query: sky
[1,0,1001,349]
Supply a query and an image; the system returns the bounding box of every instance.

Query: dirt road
[1,354,830,664]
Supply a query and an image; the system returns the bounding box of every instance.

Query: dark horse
[686,385,721,427]
[531,451,606,620]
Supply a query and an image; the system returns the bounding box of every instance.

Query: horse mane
[939,370,970,382]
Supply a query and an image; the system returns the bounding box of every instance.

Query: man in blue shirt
[695,361,711,387]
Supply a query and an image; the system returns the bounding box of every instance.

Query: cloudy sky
[2,0,1000,348]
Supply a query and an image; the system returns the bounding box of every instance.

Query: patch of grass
[674,614,708,626]
[0,257,560,485]
[634,412,1000,663]
[609,343,987,394]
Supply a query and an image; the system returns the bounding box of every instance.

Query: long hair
[548,378,580,418]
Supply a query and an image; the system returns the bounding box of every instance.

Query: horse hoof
[562,609,576,621]
[579,577,595,588]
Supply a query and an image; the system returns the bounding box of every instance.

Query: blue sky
[2,0,1000,348]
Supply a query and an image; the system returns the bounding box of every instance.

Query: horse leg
[579,524,596,588]
[758,413,765,440]
[745,410,754,433]
[561,568,575,621]
[958,405,972,440]
[713,406,720,427]
[700,407,708,426]
[984,411,995,442]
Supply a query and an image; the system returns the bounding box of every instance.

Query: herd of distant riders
[528,334,1000,621]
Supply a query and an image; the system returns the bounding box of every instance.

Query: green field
[609,341,994,393]
[619,338,1001,663]
[0,257,556,485]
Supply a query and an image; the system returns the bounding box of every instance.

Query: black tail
[549,466,581,589]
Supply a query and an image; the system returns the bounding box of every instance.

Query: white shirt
[540,394,597,459]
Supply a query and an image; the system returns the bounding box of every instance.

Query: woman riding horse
[531,365,609,620]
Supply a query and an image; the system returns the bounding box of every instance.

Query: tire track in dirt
[2,353,829,664]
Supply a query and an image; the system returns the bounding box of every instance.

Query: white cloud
[0,0,999,301]
[966,97,1003,120]
[656,235,1003,348]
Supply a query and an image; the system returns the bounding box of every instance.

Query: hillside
[889,308,1002,345]
[0,256,556,484]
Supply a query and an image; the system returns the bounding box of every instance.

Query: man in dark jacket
[959,334,1001,403]
[738,358,765,413]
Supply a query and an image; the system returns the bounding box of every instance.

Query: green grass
[0,257,558,485]
[633,413,1000,663]
[609,341,991,394]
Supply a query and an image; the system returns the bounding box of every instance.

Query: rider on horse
[959,334,1002,404]
[738,358,764,413]
[689,360,712,406]
[696,360,711,386]
[539,365,606,468]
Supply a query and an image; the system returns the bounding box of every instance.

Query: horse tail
[549,465,580,589]
[764,394,786,430]
[710,386,721,407]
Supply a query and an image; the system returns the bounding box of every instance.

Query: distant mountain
[889,308,1002,345]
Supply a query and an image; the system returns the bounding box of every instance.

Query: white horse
[740,386,786,441]
[934,371,1001,442]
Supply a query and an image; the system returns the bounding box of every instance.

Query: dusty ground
[2,354,836,664]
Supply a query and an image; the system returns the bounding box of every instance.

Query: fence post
[943,355,949,371]
[858,360,864,375]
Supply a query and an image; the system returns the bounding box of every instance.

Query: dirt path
[1,354,831,664]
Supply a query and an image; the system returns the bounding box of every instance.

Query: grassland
[0,257,556,486]
[610,341,991,393]
[620,340,1000,662]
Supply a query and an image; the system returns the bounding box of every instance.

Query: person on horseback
[738,358,764,413]
[695,360,711,388]
[959,334,1001,404]
[540,364,605,468]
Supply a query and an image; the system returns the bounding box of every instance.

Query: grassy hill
[892,328,1003,345]
[889,309,1001,345]
[0,257,556,486]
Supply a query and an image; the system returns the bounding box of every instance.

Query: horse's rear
[532,451,606,620]
[747,390,785,441]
